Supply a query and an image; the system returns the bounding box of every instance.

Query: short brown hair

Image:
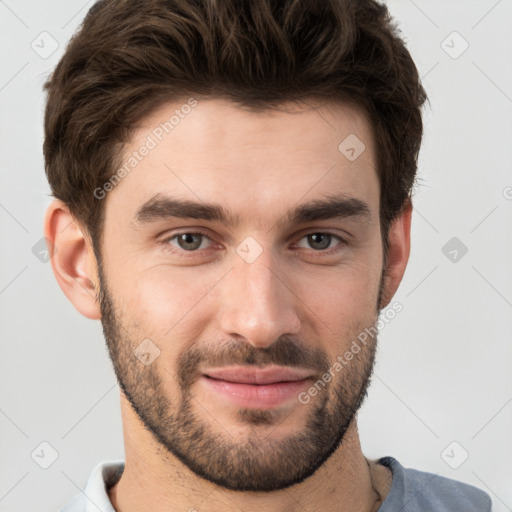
[43,0,427,259]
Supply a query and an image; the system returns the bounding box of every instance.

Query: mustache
[177,335,331,389]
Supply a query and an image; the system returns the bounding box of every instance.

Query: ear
[44,199,102,319]
[379,199,412,309]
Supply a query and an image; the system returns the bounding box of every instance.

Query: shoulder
[377,456,492,512]
[59,460,124,512]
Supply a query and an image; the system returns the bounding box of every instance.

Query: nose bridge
[218,245,300,347]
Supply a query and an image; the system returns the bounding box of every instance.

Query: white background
[0,1,511,511]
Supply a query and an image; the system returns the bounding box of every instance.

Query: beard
[97,262,381,492]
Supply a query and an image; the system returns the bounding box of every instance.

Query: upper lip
[202,365,314,385]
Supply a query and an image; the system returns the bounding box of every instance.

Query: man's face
[97,98,384,491]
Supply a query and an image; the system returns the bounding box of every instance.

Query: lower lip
[200,376,311,409]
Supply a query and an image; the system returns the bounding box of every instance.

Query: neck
[108,394,388,512]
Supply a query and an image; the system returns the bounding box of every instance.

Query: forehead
[105,97,379,228]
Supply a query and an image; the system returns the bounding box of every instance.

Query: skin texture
[45,98,411,512]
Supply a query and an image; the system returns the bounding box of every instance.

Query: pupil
[179,233,200,250]
[309,233,330,250]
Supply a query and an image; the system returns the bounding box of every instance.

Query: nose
[218,247,301,349]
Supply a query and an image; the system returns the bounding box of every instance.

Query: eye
[164,231,213,252]
[295,232,344,251]
[160,230,347,256]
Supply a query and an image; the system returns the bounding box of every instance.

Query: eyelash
[160,230,348,257]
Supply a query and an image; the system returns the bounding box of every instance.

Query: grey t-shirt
[60,456,492,511]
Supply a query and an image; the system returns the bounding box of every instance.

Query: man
[43,0,492,510]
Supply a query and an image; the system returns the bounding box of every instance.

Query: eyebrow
[132,193,372,228]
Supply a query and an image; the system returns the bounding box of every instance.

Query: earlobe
[44,199,102,320]
[379,199,412,309]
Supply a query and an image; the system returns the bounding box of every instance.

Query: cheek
[111,264,215,352]
[304,253,382,348]
[319,249,381,298]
